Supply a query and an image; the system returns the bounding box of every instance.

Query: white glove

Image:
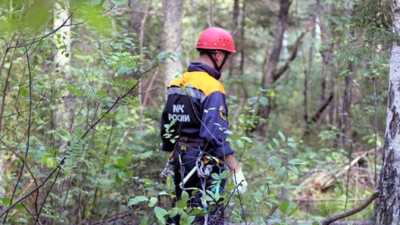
[232,168,247,194]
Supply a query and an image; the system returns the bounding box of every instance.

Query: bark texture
[375,1,400,223]
[318,2,336,125]
[54,1,74,151]
[228,0,240,77]
[162,0,183,85]
[257,0,291,133]
[261,0,290,88]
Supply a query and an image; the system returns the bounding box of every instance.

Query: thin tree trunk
[261,0,290,88]
[0,39,18,135]
[304,14,317,132]
[304,69,309,124]
[318,1,336,126]
[341,64,353,149]
[54,1,74,151]
[258,0,291,133]
[342,2,355,207]
[208,0,215,27]
[341,1,355,151]
[0,39,16,199]
[128,0,144,35]
[162,0,183,85]
[228,0,240,77]
[138,1,150,130]
[238,0,248,100]
[239,0,246,77]
[375,1,400,223]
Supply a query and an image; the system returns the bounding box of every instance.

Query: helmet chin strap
[206,52,229,72]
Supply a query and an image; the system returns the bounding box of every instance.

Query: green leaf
[23,0,52,34]
[148,197,158,208]
[176,191,189,209]
[180,215,195,225]
[176,198,186,209]
[41,153,57,168]
[0,197,11,205]
[127,196,148,206]
[154,207,168,225]
[139,216,149,225]
[279,201,289,214]
[71,1,112,35]
[278,131,286,141]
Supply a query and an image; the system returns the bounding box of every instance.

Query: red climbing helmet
[196,27,236,53]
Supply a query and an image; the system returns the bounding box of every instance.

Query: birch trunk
[54,1,74,151]
[162,0,183,85]
[375,0,400,223]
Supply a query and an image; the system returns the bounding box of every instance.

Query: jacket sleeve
[199,91,234,158]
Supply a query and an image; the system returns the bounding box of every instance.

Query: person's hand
[232,167,247,194]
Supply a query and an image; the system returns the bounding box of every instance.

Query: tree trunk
[162,0,183,85]
[304,12,317,132]
[207,0,215,27]
[228,0,240,77]
[54,1,74,151]
[138,1,150,130]
[258,0,291,133]
[341,63,353,149]
[239,0,246,77]
[0,39,18,198]
[128,0,144,35]
[261,0,290,89]
[375,1,400,223]
[318,2,336,126]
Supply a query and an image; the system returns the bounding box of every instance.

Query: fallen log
[296,148,380,193]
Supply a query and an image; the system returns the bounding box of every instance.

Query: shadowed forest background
[0,0,394,224]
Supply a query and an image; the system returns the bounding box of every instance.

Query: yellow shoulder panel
[168,72,225,96]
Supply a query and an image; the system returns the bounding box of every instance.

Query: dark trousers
[168,145,226,225]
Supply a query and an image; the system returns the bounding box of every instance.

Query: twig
[310,93,334,123]
[265,204,279,223]
[80,63,158,139]
[273,31,307,82]
[0,165,62,218]
[0,48,16,132]
[9,15,72,49]
[0,38,12,81]
[0,62,157,219]
[320,192,378,225]
[34,164,62,225]
[3,47,33,223]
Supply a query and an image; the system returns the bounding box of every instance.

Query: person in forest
[160,27,247,225]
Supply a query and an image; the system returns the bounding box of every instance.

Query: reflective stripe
[167,87,206,102]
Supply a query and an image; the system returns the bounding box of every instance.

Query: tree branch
[0,38,18,133]
[0,62,158,218]
[81,63,158,139]
[0,165,62,218]
[310,92,334,123]
[320,192,378,225]
[273,31,307,82]
[3,47,34,223]
[9,15,73,49]
[34,164,62,225]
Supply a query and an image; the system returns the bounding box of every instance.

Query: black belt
[176,137,207,152]
[177,136,205,145]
